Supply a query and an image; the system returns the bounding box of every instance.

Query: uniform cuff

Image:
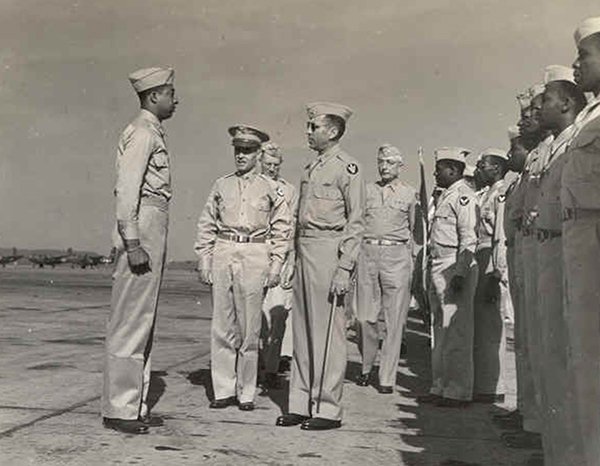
[337,258,354,272]
[117,221,140,241]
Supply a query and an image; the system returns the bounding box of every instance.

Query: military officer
[502,83,553,450]
[418,147,478,408]
[259,142,298,389]
[473,148,509,403]
[276,102,364,431]
[561,18,600,465]
[102,67,178,434]
[194,125,292,412]
[536,64,586,466]
[355,144,418,394]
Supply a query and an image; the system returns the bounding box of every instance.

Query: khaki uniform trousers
[522,234,544,430]
[429,254,478,401]
[356,242,412,387]
[102,204,168,419]
[563,217,600,466]
[538,236,583,466]
[261,285,293,373]
[211,239,269,404]
[473,248,507,396]
[289,237,347,421]
[509,232,539,433]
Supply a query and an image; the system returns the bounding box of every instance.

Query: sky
[0,0,597,260]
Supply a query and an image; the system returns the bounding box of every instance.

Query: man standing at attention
[355,144,418,394]
[473,148,509,404]
[561,17,600,465]
[102,67,178,435]
[418,147,478,408]
[195,125,291,412]
[276,102,364,431]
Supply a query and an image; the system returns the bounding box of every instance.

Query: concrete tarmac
[0,266,535,465]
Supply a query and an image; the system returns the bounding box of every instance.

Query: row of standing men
[423,17,600,466]
[100,14,600,462]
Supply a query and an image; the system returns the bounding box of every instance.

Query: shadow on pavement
[186,368,215,402]
[147,370,167,412]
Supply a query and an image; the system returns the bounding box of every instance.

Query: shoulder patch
[459,195,470,206]
[498,194,506,203]
[276,186,284,197]
[347,163,359,175]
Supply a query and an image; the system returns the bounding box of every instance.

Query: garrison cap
[228,125,270,149]
[306,102,353,122]
[508,125,520,141]
[434,147,470,166]
[378,143,403,163]
[464,164,476,178]
[529,84,545,99]
[575,17,600,46]
[544,65,575,84]
[480,147,509,161]
[517,91,532,111]
[129,67,174,93]
[262,141,282,158]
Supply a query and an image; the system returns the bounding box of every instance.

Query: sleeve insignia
[346,163,358,175]
[459,195,470,206]
[498,194,506,203]
[276,186,285,197]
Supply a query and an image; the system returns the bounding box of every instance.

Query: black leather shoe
[501,431,542,450]
[356,373,372,387]
[492,410,523,430]
[378,385,393,394]
[276,413,309,427]
[473,393,505,404]
[103,417,149,435]
[139,414,164,427]
[238,402,255,411]
[209,396,237,409]
[435,397,470,408]
[300,417,341,431]
[526,452,544,466]
[416,393,442,404]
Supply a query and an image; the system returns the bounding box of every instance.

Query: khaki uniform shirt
[363,179,417,243]
[561,114,600,212]
[430,179,478,277]
[297,144,365,271]
[194,171,292,272]
[477,179,507,278]
[537,124,577,231]
[275,177,298,277]
[115,109,172,240]
[522,135,554,231]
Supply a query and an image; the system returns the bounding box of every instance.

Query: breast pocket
[312,185,344,222]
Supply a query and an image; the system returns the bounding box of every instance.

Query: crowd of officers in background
[103,15,600,466]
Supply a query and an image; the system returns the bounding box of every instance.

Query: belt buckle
[235,234,246,243]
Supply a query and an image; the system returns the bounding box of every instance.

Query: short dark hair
[323,114,346,141]
[137,84,169,105]
[439,159,465,176]
[555,81,587,114]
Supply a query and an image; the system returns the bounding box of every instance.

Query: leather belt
[563,207,600,222]
[536,229,561,242]
[298,229,343,238]
[217,232,266,243]
[363,238,408,246]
